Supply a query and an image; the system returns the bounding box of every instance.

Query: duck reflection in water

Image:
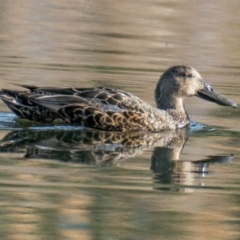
[0,127,234,187]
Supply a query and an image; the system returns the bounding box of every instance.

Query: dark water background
[0,1,240,239]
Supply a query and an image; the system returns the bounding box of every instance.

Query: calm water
[0,1,240,239]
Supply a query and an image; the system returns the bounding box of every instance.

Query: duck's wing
[1,86,155,130]
[19,85,152,113]
[0,89,62,122]
[19,85,83,95]
[27,91,154,131]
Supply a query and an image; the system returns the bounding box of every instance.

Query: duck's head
[155,65,237,110]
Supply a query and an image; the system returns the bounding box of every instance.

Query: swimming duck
[0,65,237,131]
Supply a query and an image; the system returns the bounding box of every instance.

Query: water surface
[0,1,240,240]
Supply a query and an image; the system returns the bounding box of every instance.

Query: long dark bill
[197,83,237,108]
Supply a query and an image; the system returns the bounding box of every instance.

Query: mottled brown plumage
[0,66,237,132]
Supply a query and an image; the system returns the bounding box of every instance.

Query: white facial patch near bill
[205,83,213,92]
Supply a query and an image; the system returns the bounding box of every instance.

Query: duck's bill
[196,83,237,108]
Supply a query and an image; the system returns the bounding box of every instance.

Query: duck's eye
[187,73,193,78]
[179,73,186,77]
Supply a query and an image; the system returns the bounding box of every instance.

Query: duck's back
[0,86,167,131]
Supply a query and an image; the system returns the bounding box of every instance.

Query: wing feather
[17,85,152,113]
[1,86,155,130]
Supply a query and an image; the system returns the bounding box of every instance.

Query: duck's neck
[156,94,182,109]
[156,94,190,126]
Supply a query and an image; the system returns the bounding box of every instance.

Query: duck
[0,65,237,132]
